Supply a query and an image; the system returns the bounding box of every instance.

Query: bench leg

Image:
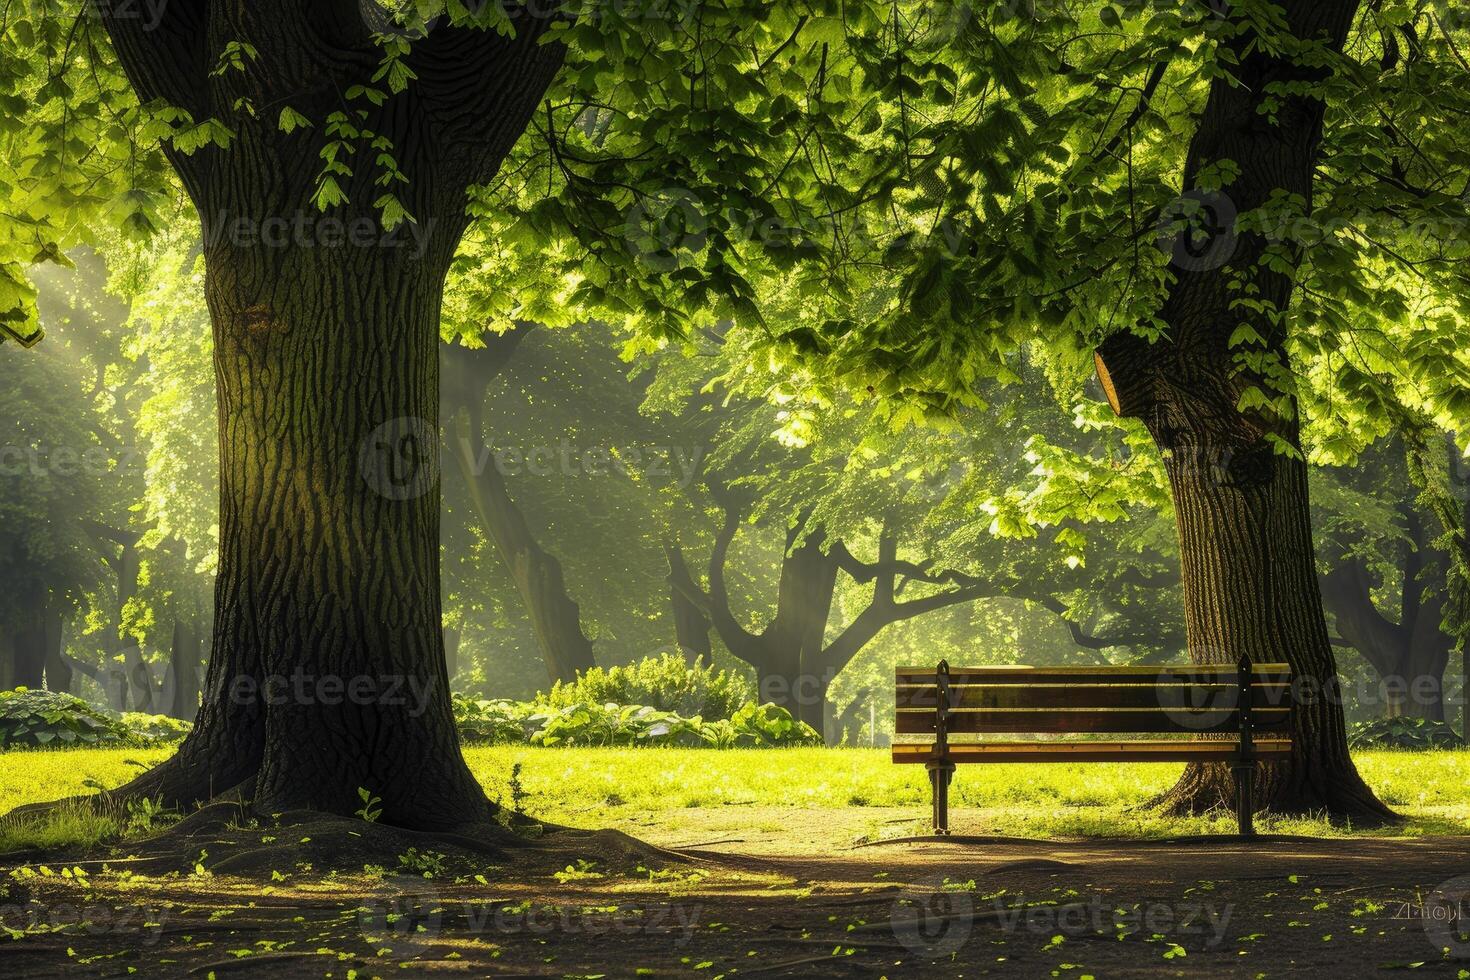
[1232,761,1255,837]
[926,760,955,835]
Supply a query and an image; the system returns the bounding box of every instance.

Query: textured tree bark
[1096,0,1390,820]
[443,338,598,686]
[86,0,566,829]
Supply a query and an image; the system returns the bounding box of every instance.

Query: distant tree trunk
[88,523,145,710]
[0,630,14,690]
[1321,536,1450,722]
[442,336,597,686]
[700,508,839,732]
[830,688,871,745]
[443,625,462,686]
[1095,0,1389,820]
[766,532,840,731]
[687,502,995,740]
[43,616,72,694]
[664,540,713,666]
[168,615,202,720]
[127,649,155,713]
[12,584,50,689]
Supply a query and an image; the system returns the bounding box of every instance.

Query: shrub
[529,702,708,748]
[538,653,753,720]
[1348,716,1460,750]
[119,712,193,743]
[452,695,539,744]
[453,691,821,749]
[0,688,129,748]
[0,689,194,749]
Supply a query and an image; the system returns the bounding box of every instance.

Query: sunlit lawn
[0,747,1465,852]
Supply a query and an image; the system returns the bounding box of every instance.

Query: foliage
[451,695,539,744]
[538,653,753,720]
[0,689,191,749]
[1348,716,1461,751]
[452,693,819,749]
[116,711,192,744]
[0,689,125,748]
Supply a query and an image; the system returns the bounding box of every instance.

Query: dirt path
[2,807,1468,978]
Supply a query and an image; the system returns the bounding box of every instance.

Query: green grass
[462,746,1470,838]
[0,747,1465,852]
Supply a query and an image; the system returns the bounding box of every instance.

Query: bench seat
[892,738,1292,764]
[892,656,1296,836]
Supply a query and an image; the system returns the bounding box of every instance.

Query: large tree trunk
[81,1,565,831]
[443,339,597,686]
[115,238,491,825]
[137,240,489,825]
[1096,0,1390,820]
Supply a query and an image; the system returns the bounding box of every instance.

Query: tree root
[1152,760,1402,827]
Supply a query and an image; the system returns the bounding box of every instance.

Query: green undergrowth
[0,747,1465,855]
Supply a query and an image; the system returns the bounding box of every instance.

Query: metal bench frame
[894,653,1293,837]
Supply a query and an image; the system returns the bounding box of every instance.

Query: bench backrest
[895,661,1293,736]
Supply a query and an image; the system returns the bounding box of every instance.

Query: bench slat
[896,683,1292,711]
[897,664,1291,686]
[895,706,1292,735]
[892,739,1294,764]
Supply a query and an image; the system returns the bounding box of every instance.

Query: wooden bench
[892,655,1293,836]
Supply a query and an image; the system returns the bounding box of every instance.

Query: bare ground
[1,805,1468,978]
